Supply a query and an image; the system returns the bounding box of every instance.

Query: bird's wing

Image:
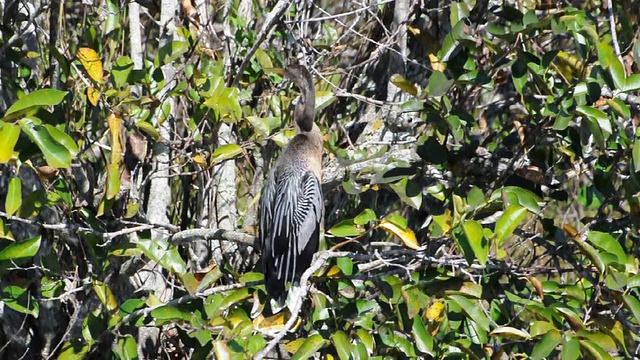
[270,169,323,285]
[259,167,277,258]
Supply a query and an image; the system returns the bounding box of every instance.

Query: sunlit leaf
[447,294,490,331]
[0,236,41,261]
[331,331,352,360]
[87,87,100,106]
[0,122,20,163]
[77,47,103,84]
[3,89,68,120]
[622,294,640,325]
[106,113,123,199]
[494,205,527,245]
[490,327,531,340]
[18,117,72,168]
[212,144,243,164]
[5,177,22,217]
[354,209,376,225]
[115,335,139,360]
[531,329,561,360]
[378,219,419,250]
[412,316,435,355]
[390,74,418,96]
[462,220,487,265]
[329,219,365,237]
[93,280,118,313]
[1,285,39,317]
[291,334,328,360]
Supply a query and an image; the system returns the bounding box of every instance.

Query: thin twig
[231,0,291,87]
[255,251,350,359]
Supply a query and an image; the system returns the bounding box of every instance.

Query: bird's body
[260,65,323,306]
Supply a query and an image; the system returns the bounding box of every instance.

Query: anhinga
[260,64,323,306]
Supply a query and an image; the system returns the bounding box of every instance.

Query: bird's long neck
[287,65,316,133]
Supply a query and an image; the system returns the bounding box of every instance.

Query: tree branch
[170,228,257,248]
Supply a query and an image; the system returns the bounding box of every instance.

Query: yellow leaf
[390,74,418,96]
[325,265,342,279]
[425,299,446,322]
[192,154,207,167]
[77,47,103,84]
[106,113,123,200]
[281,338,306,354]
[429,54,446,72]
[253,312,287,332]
[378,219,420,250]
[87,87,100,106]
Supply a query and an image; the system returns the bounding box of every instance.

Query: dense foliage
[1,0,639,359]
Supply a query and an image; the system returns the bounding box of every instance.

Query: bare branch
[170,228,257,248]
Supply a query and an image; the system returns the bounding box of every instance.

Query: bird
[259,64,324,308]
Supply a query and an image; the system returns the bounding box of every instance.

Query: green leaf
[0,236,41,261]
[255,48,273,69]
[354,209,376,225]
[561,336,581,360]
[580,339,613,360]
[315,90,336,112]
[531,329,561,360]
[569,234,606,275]
[331,331,352,360]
[5,177,22,217]
[576,105,611,148]
[18,118,72,168]
[115,335,139,360]
[597,41,625,90]
[93,280,118,313]
[3,89,68,120]
[585,231,626,264]
[622,294,640,325]
[633,138,640,173]
[291,334,328,360]
[626,74,640,92]
[490,326,531,340]
[412,316,435,355]
[428,71,453,97]
[447,294,490,332]
[0,122,20,163]
[606,98,630,119]
[328,220,365,237]
[212,144,243,164]
[389,177,422,210]
[1,285,39,317]
[462,220,487,265]
[44,124,78,155]
[494,205,527,245]
[59,340,89,359]
[135,121,160,140]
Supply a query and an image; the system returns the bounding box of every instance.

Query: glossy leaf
[0,236,41,261]
[531,329,561,360]
[291,334,329,360]
[328,220,365,237]
[3,89,68,120]
[1,285,39,317]
[447,294,490,331]
[5,177,22,217]
[19,118,72,168]
[212,144,243,164]
[331,331,352,360]
[494,205,527,245]
[378,219,419,250]
[462,220,487,265]
[0,122,20,163]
